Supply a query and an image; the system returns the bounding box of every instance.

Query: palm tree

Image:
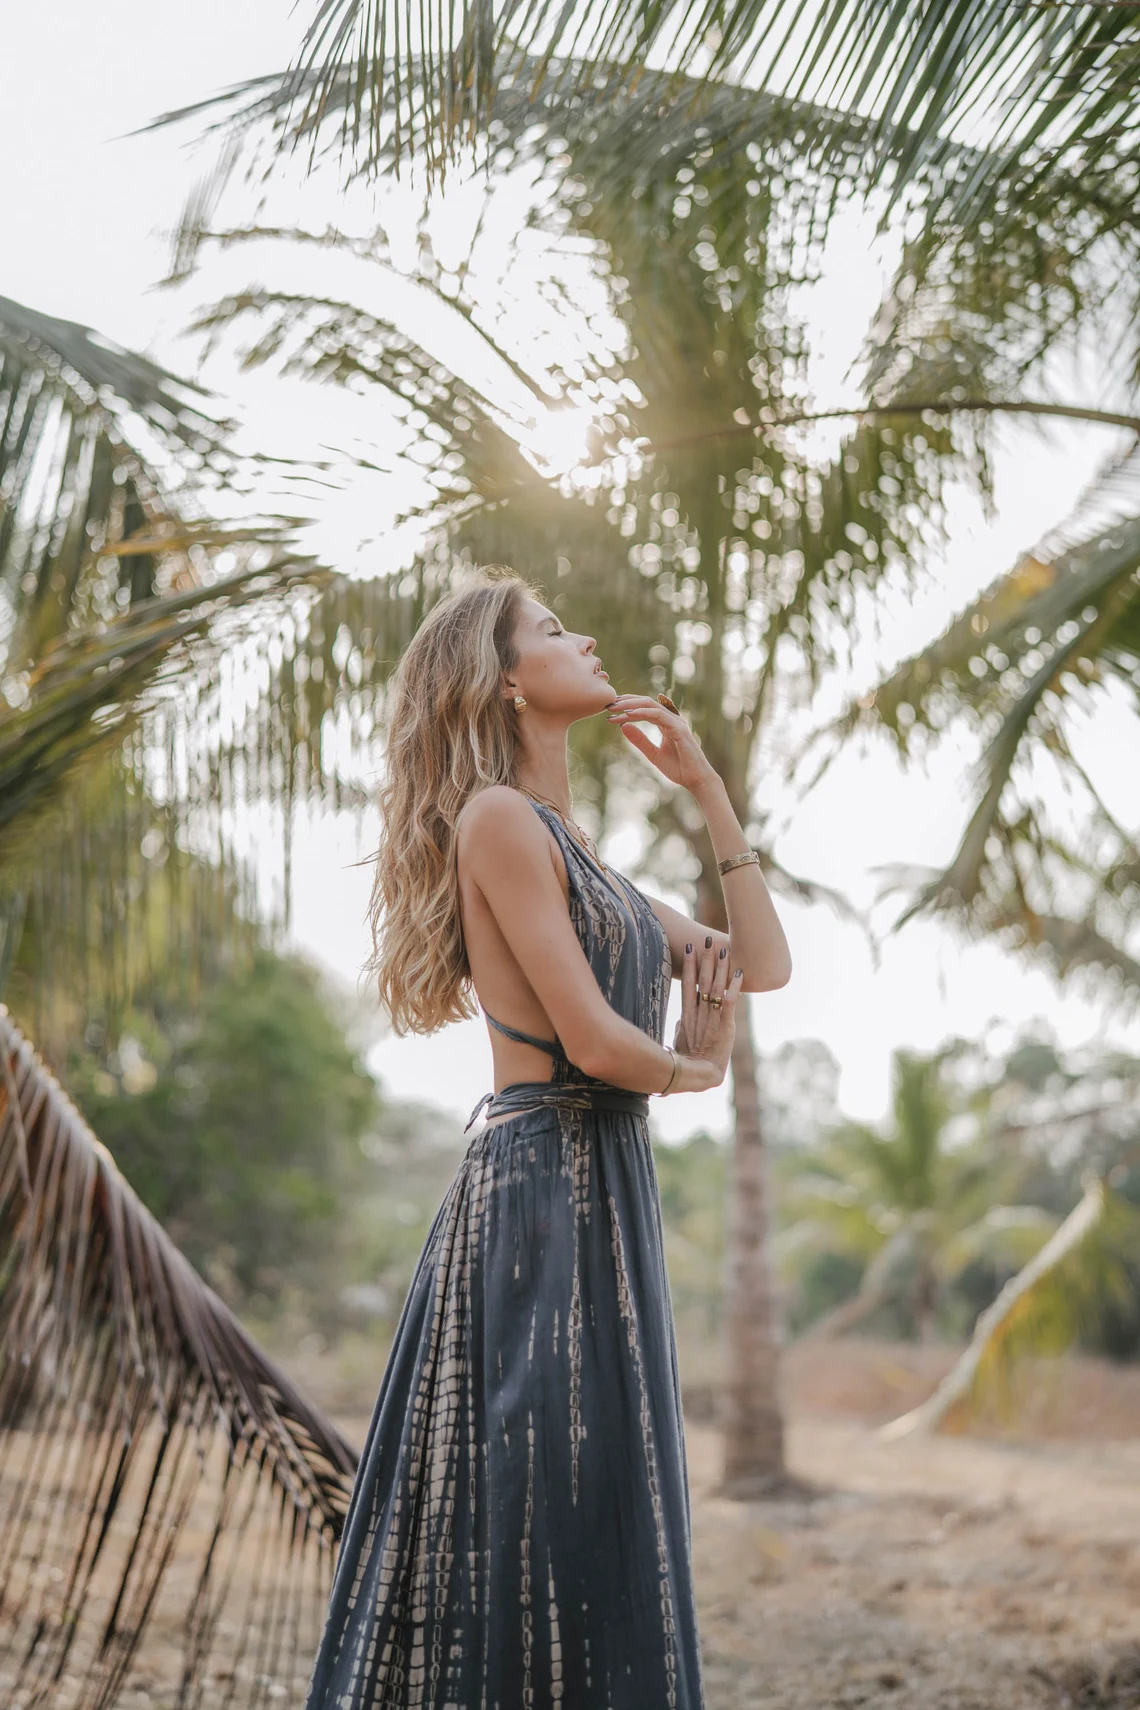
[148,10,1140,1497]
[877,1039,1140,1436]
[164,65,1013,1491]
[781,1045,1052,1343]
[0,297,424,1702]
[881,1172,1140,1437]
[792,123,1140,1005]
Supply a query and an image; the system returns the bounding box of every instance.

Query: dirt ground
[314,1338,1140,1709]
[5,1341,1135,1708]
[682,1342,1140,1710]
[687,1419,1140,1709]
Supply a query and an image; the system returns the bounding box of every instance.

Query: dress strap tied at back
[483,1010,568,1060]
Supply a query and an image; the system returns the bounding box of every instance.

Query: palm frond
[0,1005,357,1707]
[0,563,420,1062]
[0,551,326,861]
[0,293,415,1043]
[0,295,242,672]
[801,506,1140,1001]
[149,3,1140,212]
[880,1176,1139,1437]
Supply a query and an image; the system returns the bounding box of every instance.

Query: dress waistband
[465,1079,650,1134]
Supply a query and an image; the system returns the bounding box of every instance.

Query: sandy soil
[688,1417,1140,1709]
[4,1342,1137,1707]
[308,1340,1140,1709]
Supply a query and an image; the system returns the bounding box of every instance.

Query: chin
[569,680,616,719]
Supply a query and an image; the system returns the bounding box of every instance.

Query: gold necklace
[517,785,609,873]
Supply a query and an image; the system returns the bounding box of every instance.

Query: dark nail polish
[704,935,712,949]
[719,946,726,958]
[685,943,692,955]
[735,968,743,980]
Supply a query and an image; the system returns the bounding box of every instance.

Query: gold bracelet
[657,1045,678,1095]
[718,850,761,876]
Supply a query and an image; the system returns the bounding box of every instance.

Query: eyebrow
[537,613,559,628]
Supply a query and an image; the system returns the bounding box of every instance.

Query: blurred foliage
[777,1044,1043,1342]
[0,293,339,1043]
[55,930,485,1353]
[64,948,381,1306]
[646,1027,1140,1375]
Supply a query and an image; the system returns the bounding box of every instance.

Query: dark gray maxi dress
[304,798,705,1710]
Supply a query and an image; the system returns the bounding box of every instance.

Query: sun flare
[525,406,597,476]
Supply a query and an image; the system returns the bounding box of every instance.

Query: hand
[672,938,744,1088]
[605,693,717,795]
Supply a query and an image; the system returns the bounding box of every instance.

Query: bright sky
[7,1,1138,1143]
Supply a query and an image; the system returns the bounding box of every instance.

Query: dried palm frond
[0,1004,358,1709]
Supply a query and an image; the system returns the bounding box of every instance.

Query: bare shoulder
[456,786,553,879]
[457,784,539,842]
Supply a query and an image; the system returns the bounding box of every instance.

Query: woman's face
[506,597,618,719]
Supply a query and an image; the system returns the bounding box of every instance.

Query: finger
[680,940,700,1044]
[681,938,697,1014]
[710,943,731,999]
[717,965,745,1016]
[607,693,679,710]
[697,933,717,1003]
[606,705,674,726]
[695,934,718,1046]
[718,964,745,1019]
[617,724,661,759]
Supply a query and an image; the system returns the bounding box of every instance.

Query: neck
[513,719,574,817]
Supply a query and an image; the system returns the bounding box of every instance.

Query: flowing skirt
[304,1089,705,1710]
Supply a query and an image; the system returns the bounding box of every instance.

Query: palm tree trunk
[719,994,787,1495]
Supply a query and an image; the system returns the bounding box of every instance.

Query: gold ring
[707,996,723,1008]
[696,990,708,1003]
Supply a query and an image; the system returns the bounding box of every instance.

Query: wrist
[688,767,727,807]
[673,1053,720,1095]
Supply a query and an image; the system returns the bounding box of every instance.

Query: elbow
[570,1039,614,1081]
[566,1018,624,1083]
[746,958,792,993]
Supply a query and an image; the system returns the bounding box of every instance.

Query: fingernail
[719,946,726,958]
[735,968,743,980]
[685,943,692,955]
[704,935,712,949]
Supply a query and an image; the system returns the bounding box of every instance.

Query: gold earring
[513,693,527,711]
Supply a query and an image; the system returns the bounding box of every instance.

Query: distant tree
[780,1044,1053,1342]
[66,949,381,1303]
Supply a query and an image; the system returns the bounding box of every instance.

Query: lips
[593,663,608,678]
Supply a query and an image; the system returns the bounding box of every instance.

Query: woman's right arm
[458,788,741,1096]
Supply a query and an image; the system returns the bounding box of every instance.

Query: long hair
[366,567,543,1034]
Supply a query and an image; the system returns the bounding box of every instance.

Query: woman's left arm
[606,693,793,995]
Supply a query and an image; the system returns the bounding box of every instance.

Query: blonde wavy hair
[366,567,544,1035]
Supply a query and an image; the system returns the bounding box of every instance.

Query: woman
[305,569,792,1710]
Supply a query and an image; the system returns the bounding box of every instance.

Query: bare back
[456,794,572,1120]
